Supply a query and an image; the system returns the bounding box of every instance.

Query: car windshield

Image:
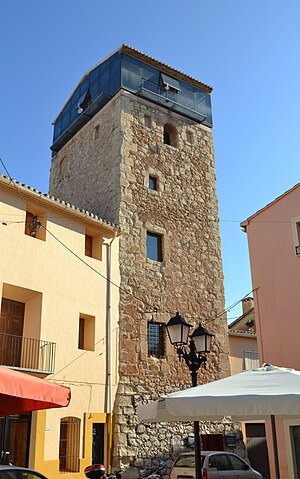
[173,454,204,468]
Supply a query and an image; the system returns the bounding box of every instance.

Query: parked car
[0,465,48,479]
[169,451,263,479]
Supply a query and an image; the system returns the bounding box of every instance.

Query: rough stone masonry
[49,89,233,477]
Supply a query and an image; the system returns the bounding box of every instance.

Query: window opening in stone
[144,115,151,128]
[149,175,158,191]
[94,124,100,140]
[146,232,163,262]
[163,123,178,147]
[59,156,68,175]
[186,131,193,144]
[148,322,165,357]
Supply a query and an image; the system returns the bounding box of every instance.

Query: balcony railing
[0,333,56,374]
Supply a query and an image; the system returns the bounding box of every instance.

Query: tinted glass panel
[229,455,247,470]
[52,50,212,154]
[214,455,232,471]
[173,454,204,468]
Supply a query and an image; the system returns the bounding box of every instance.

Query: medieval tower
[49,45,230,476]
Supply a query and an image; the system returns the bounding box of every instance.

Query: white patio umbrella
[137,364,300,479]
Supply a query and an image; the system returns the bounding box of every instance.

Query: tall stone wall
[49,90,231,477]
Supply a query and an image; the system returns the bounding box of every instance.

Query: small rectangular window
[85,230,102,260]
[78,314,95,351]
[149,175,158,191]
[147,232,163,262]
[148,322,165,357]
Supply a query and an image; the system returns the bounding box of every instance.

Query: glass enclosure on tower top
[51,45,213,155]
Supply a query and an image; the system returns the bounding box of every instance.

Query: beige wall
[229,334,258,375]
[0,183,120,470]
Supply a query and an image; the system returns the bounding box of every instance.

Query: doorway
[0,413,31,466]
[0,298,25,367]
[92,423,105,465]
[245,422,270,479]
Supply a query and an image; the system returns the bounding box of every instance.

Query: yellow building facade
[0,173,120,478]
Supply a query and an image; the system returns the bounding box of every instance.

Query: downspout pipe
[103,232,118,472]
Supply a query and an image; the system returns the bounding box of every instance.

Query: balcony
[0,333,56,374]
[137,79,208,124]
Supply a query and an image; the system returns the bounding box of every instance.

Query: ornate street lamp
[166,312,214,479]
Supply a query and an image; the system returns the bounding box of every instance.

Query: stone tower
[49,45,230,476]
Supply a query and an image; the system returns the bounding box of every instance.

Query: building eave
[240,181,300,230]
[0,174,120,235]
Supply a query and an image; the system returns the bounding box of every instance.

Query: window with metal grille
[59,417,80,472]
[148,322,165,358]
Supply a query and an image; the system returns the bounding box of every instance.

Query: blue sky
[1,0,300,320]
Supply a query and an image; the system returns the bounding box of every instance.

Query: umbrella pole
[191,370,202,479]
[271,415,280,479]
[194,420,202,479]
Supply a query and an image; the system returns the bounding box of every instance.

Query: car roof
[176,451,239,457]
[0,466,47,477]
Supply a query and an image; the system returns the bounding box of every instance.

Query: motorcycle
[143,460,166,479]
[84,464,123,479]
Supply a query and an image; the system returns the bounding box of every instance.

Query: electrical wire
[0,157,257,321]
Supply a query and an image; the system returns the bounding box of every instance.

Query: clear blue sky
[1,0,300,320]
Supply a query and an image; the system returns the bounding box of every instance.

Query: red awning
[0,366,71,416]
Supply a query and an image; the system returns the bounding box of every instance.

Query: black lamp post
[166,312,214,479]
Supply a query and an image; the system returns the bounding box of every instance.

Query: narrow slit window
[186,131,193,144]
[144,115,151,128]
[85,235,93,257]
